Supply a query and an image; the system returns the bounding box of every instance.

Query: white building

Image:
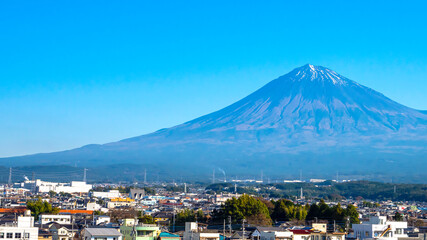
[349,214,408,240]
[83,228,122,240]
[17,180,92,193]
[94,215,111,225]
[183,222,220,240]
[255,227,293,240]
[39,214,71,225]
[91,190,121,199]
[0,211,38,240]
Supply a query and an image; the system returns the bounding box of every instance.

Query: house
[94,215,111,225]
[183,222,220,240]
[289,229,311,240]
[254,226,292,240]
[39,229,53,240]
[119,219,160,240]
[152,212,173,224]
[49,223,79,240]
[107,198,135,209]
[348,214,408,240]
[310,223,345,240]
[83,228,122,240]
[39,215,71,225]
[0,211,38,240]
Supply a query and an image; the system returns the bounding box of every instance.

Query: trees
[175,209,206,226]
[26,197,59,219]
[214,194,272,226]
[48,191,56,198]
[270,199,307,221]
[140,215,155,224]
[345,204,360,224]
[394,212,404,221]
[306,201,360,230]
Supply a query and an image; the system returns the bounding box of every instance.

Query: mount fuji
[2,64,427,180]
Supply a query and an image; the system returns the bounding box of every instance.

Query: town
[0,177,426,240]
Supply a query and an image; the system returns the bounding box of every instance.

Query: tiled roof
[85,228,122,237]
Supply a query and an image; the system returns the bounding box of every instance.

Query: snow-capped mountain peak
[290,64,348,85]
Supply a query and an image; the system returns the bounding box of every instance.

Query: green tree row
[212,195,360,229]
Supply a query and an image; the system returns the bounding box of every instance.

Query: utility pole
[333,220,336,232]
[223,219,226,238]
[346,216,350,232]
[242,219,245,240]
[229,216,232,235]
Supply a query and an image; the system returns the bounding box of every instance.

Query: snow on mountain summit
[288,64,350,85]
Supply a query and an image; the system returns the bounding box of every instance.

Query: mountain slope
[2,64,427,179]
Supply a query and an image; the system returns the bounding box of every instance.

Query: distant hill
[2,64,426,181]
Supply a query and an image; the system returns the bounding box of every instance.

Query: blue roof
[159,232,180,238]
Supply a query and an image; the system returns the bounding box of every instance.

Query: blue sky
[1,0,426,157]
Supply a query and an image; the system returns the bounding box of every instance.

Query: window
[6,233,12,239]
[365,232,369,237]
[15,233,21,239]
[0,233,4,238]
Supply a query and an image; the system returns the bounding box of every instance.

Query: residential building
[83,228,122,240]
[119,219,160,240]
[255,227,292,240]
[39,215,71,225]
[0,211,38,240]
[183,222,220,240]
[348,214,408,240]
[107,198,135,209]
[48,223,79,240]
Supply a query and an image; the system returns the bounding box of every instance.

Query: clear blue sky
[1,0,426,157]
